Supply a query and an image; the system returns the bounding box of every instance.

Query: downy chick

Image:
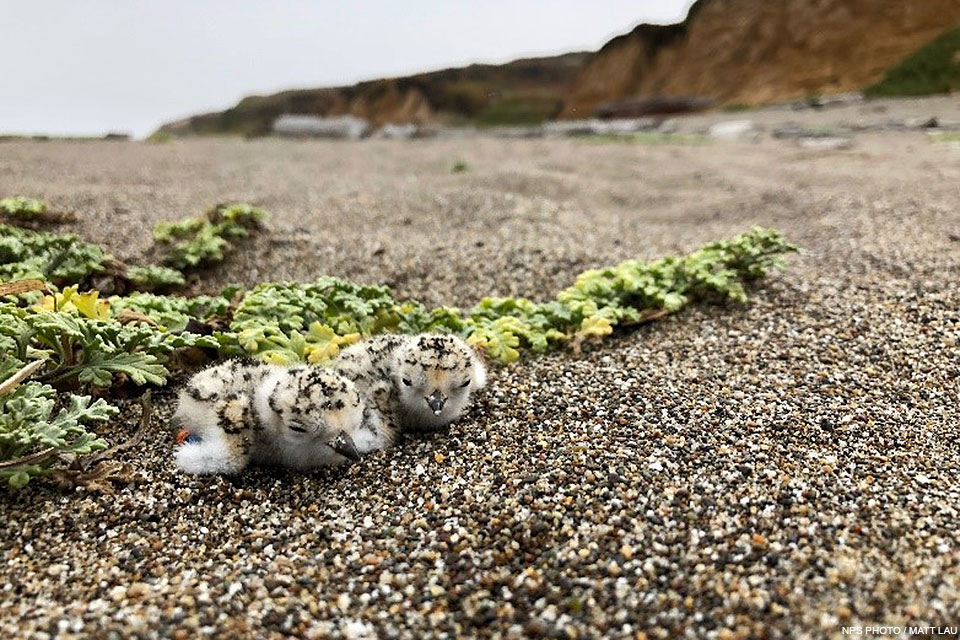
[249,365,368,470]
[173,361,366,474]
[393,334,487,431]
[171,359,272,439]
[334,333,486,434]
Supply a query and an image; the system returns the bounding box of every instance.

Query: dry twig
[0,359,47,397]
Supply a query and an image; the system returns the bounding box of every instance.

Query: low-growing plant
[1,224,184,293]
[223,277,431,364]
[2,301,218,390]
[2,204,267,294]
[208,202,267,227]
[0,283,220,488]
[451,160,469,173]
[0,197,46,220]
[153,203,267,270]
[0,197,78,227]
[220,227,797,364]
[154,220,228,269]
[126,264,187,291]
[0,376,114,488]
[0,224,797,489]
[109,291,230,332]
[0,223,111,285]
[28,312,170,387]
[35,286,111,319]
[152,218,205,243]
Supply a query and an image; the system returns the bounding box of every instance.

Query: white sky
[1,1,692,138]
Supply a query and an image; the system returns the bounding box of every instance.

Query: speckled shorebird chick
[171,359,271,437]
[334,333,486,433]
[173,361,368,474]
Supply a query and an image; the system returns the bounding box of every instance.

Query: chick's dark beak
[327,430,361,462]
[426,391,446,415]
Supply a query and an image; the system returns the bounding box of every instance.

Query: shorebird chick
[335,333,486,433]
[249,365,369,470]
[173,361,368,475]
[394,334,487,431]
[171,359,272,434]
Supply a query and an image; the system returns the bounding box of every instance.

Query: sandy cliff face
[335,83,435,125]
[158,0,960,135]
[158,53,586,136]
[562,0,960,117]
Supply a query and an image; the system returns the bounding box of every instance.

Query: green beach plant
[0,376,114,488]
[0,222,797,489]
[220,227,797,364]
[126,265,187,291]
[153,202,267,270]
[0,223,112,286]
[0,197,47,220]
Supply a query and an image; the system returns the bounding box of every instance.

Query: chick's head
[394,334,486,430]
[267,366,366,461]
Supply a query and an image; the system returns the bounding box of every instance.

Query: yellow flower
[72,291,111,320]
[35,286,110,320]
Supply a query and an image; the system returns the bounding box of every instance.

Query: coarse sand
[1,126,959,639]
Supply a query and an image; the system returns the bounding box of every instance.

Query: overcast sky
[1,1,691,138]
